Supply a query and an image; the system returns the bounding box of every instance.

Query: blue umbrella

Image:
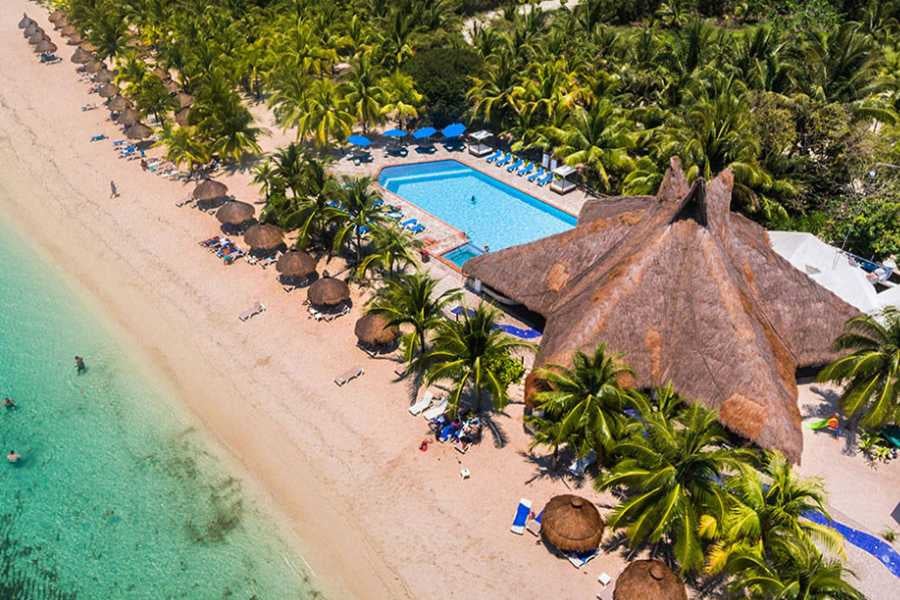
[383,128,406,139]
[347,134,372,148]
[412,127,436,141]
[441,123,466,139]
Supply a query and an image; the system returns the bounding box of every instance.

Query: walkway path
[463,0,582,41]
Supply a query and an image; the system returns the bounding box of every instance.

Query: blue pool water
[379,160,576,254]
[443,243,484,268]
[0,216,314,597]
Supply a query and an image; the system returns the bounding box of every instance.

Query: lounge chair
[566,549,598,569]
[495,153,511,167]
[518,162,533,177]
[409,224,426,235]
[89,134,107,142]
[485,149,502,163]
[567,449,596,477]
[510,498,532,535]
[422,398,448,420]
[334,366,364,387]
[528,166,545,182]
[537,172,552,187]
[506,158,523,173]
[408,391,435,416]
[400,218,417,230]
[239,301,266,321]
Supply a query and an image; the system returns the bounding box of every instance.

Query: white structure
[550,164,577,194]
[769,231,898,314]
[468,130,493,157]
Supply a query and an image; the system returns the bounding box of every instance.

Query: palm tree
[817,307,900,429]
[344,52,385,134]
[598,402,755,574]
[295,78,354,149]
[366,272,461,368]
[330,176,389,263]
[726,537,864,600]
[707,452,844,574]
[527,344,634,463]
[425,304,535,415]
[550,99,637,192]
[379,71,423,130]
[156,124,211,176]
[280,155,341,249]
[355,223,421,280]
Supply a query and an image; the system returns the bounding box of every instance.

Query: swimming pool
[379,160,576,257]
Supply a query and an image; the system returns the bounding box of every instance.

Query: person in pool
[75,355,86,374]
[4,397,15,410]
[7,450,20,463]
[469,195,476,205]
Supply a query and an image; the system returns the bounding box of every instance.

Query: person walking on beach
[7,450,20,464]
[109,180,119,198]
[75,355,86,374]
[140,159,148,172]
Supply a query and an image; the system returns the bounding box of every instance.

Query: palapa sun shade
[243,223,284,251]
[52,16,69,31]
[28,31,48,45]
[35,40,57,54]
[175,92,194,109]
[66,32,84,46]
[463,157,859,463]
[540,495,604,553]
[276,251,317,279]
[307,278,350,307]
[49,10,66,24]
[94,69,115,83]
[83,60,103,74]
[24,23,39,37]
[613,560,687,600]
[115,107,141,126]
[106,95,128,112]
[70,47,91,64]
[60,24,76,37]
[355,313,399,346]
[215,201,255,226]
[79,41,98,53]
[174,106,191,127]
[19,15,34,29]
[192,179,228,203]
[97,83,119,98]
[124,123,152,140]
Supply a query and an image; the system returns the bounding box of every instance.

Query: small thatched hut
[83,60,103,74]
[24,23,39,37]
[70,47,91,64]
[124,123,152,140]
[276,251,317,282]
[18,15,34,29]
[48,10,66,25]
[106,95,129,112]
[540,495,604,553]
[175,92,194,109]
[244,224,284,253]
[215,201,255,227]
[94,69,115,83]
[66,32,84,46]
[174,106,191,127]
[60,24,76,37]
[35,40,57,54]
[114,107,141,126]
[307,278,350,308]
[28,31,48,45]
[355,313,399,348]
[613,560,687,600]
[192,179,228,206]
[97,83,119,98]
[463,158,859,462]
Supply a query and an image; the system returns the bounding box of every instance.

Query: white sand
[1,3,896,598]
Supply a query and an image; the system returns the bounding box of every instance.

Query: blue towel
[451,306,541,339]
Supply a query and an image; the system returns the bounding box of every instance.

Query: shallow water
[0,216,316,598]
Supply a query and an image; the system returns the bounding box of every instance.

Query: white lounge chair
[408,391,435,416]
[334,366,364,386]
[422,398,448,420]
[567,449,597,477]
[510,498,532,534]
[239,302,266,321]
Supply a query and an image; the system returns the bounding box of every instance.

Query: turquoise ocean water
[0,217,315,598]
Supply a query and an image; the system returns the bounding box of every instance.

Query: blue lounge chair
[567,549,599,569]
[518,162,533,177]
[373,198,384,208]
[410,224,426,234]
[528,166,545,182]
[510,498,532,535]
[90,134,107,142]
[506,158,523,173]
[537,172,552,187]
[485,149,502,164]
[495,153,511,167]
[400,218,418,230]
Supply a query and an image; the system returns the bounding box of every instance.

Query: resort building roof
[463,157,860,462]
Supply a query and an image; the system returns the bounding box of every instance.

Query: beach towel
[510,498,532,535]
[566,549,598,569]
[808,418,830,431]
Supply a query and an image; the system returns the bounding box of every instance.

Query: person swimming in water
[3,397,15,410]
[7,450,20,463]
[469,195,476,205]
[75,356,86,374]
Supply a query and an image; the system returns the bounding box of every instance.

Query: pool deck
[330,143,593,262]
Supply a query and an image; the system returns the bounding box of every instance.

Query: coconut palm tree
[707,452,844,575]
[380,71,423,130]
[355,223,421,280]
[280,155,341,249]
[527,344,635,463]
[817,307,900,429]
[366,271,461,368]
[295,78,354,149]
[330,176,389,264]
[344,53,386,134]
[598,402,756,574]
[156,124,211,176]
[726,537,864,600]
[424,304,535,415]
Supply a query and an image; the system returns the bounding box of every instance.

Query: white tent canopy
[769,231,897,314]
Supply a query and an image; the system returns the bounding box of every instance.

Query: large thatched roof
[463,158,859,462]
[540,494,604,553]
[614,560,687,600]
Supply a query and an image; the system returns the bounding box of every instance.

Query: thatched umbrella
[276,251,317,280]
[163,79,179,94]
[71,47,91,64]
[28,31,48,45]
[613,560,687,600]
[35,40,57,54]
[49,9,66,22]
[215,201,255,226]
[106,95,128,112]
[307,278,350,307]
[175,92,193,109]
[97,83,119,98]
[83,60,103,74]
[193,179,228,204]
[174,106,191,127]
[24,23,39,37]
[66,32,84,46]
[355,313,399,347]
[115,107,142,126]
[94,69,115,83]
[79,41,98,53]
[540,495,604,553]
[243,223,284,252]
[60,24,76,37]
[124,123,152,140]
[153,66,169,80]
[18,14,34,29]
[52,16,69,31]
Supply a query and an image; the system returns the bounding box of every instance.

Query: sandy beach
[2,2,898,598]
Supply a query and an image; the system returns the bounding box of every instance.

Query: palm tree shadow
[480,412,509,448]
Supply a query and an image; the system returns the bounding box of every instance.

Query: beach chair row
[198,236,245,264]
[485,150,553,187]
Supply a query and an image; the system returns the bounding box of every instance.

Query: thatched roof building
[613,560,687,600]
[540,494,604,553]
[355,313,399,347]
[463,158,859,462]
